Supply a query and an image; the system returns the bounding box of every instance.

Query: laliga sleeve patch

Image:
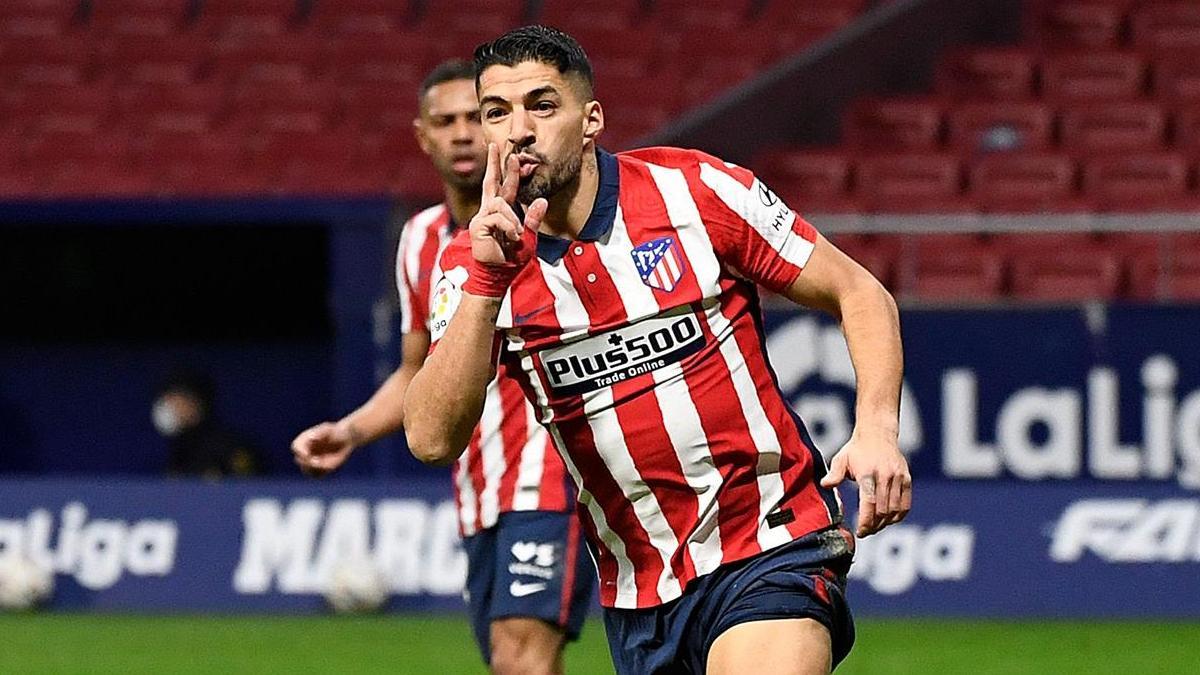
[429,266,469,342]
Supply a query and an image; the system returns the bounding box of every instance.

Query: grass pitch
[0,614,1197,674]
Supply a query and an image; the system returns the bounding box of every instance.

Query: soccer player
[291,59,593,675]
[404,28,912,674]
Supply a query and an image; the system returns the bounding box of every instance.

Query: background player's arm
[783,233,911,536]
[291,331,429,476]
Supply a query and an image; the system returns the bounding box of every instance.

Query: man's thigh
[707,618,832,675]
[490,511,593,639]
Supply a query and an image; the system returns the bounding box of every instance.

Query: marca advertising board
[0,306,1196,615]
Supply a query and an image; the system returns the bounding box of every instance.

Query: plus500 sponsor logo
[540,311,704,395]
[849,521,974,595]
[1051,498,1200,563]
[233,498,466,595]
[0,503,177,590]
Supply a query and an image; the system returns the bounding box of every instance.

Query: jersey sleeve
[427,233,506,364]
[688,152,820,292]
[396,217,426,335]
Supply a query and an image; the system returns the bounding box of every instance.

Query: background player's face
[414,79,486,191]
[477,61,602,203]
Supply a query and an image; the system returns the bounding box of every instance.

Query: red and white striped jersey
[397,203,571,537]
[432,147,849,608]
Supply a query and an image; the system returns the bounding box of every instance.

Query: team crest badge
[631,236,686,292]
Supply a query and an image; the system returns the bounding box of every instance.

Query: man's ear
[413,117,432,156]
[582,100,604,144]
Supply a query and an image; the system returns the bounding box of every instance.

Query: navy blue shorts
[603,527,855,675]
[461,510,595,664]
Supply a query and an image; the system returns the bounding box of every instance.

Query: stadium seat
[854,154,970,212]
[209,37,322,85]
[911,234,1005,302]
[101,35,206,85]
[539,0,647,33]
[969,154,1089,213]
[88,0,194,37]
[752,0,865,56]
[845,97,945,151]
[947,101,1054,154]
[935,48,1037,99]
[339,83,421,132]
[0,37,94,85]
[1152,56,1200,104]
[1041,52,1148,102]
[197,0,300,39]
[308,0,413,36]
[325,36,442,85]
[827,233,900,290]
[1082,153,1196,211]
[1027,0,1128,50]
[1008,241,1124,301]
[1174,107,1200,151]
[1131,2,1200,54]
[0,0,79,37]
[3,83,115,132]
[754,148,857,212]
[1059,102,1167,154]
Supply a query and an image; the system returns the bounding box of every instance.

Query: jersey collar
[535,148,619,264]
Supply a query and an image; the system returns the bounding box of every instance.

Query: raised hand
[820,432,912,537]
[291,421,358,478]
[469,143,548,267]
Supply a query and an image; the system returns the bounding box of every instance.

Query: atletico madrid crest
[631,236,686,292]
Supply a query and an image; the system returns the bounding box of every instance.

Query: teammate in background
[405,28,912,674]
[291,60,593,675]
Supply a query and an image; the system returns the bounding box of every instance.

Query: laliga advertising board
[0,305,1197,615]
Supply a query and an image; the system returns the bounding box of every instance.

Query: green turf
[0,614,1197,674]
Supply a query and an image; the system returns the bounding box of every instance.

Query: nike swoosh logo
[509,581,547,597]
[514,303,553,325]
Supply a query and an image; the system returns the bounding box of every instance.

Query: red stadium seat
[969,154,1088,213]
[1152,56,1200,104]
[911,234,1005,302]
[0,37,95,85]
[1174,107,1200,150]
[1009,241,1124,301]
[1082,153,1196,211]
[0,0,79,37]
[935,48,1037,99]
[854,154,970,213]
[2,83,115,132]
[539,0,647,33]
[114,82,228,126]
[1059,102,1167,154]
[1132,2,1200,54]
[752,0,864,55]
[324,37,441,85]
[209,37,322,85]
[827,233,900,289]
[25,131,135,169]
[1041,52,1148,102]
[754,149,859,212]
[197,0,300,39]
[846,97,945,151]
[89,0,193,37]
[947,101,1054,154]
[339,83,421,132]
[308,0,413,36]
[1027,0,1128,49]
[101,35,206,84]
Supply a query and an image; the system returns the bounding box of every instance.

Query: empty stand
[1027,0,1130,50]
[1082,153,1196,211]
[911,234,1005,301]
[846,97,945,151]
[947,101,1054,154]
[969,154,1087,213]
[935,48,1037,99]
[1131,2,1200,54]
[854,154,968,212]
[1008,238,1124,301]
[1041,52,1147,102]
[1059,102,1167,153]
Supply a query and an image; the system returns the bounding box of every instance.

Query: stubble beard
[517,151,582,204]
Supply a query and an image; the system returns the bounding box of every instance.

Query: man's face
[414,79,486,190]
[477,61,595,203]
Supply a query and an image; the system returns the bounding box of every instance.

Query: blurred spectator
[153,369,261,478]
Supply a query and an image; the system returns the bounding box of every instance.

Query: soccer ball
[323,557,390,614]
[0,556,55,611]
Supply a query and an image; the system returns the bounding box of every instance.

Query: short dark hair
[473,25,594,98]
[418,58,476,106]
